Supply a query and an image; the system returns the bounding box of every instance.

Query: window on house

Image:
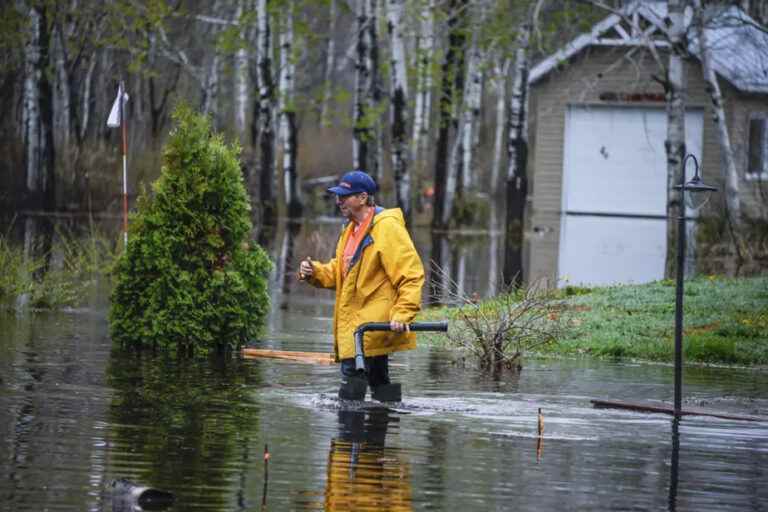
[748,117,768,180]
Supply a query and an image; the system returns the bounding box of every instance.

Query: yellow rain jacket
[308,207,425,361]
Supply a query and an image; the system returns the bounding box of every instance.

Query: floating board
[591,399,766,422]
[241,348,334,365]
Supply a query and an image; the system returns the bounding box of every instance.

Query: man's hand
[390,320,410,332]
[298,257,314,281]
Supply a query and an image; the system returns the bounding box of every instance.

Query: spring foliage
[109,106,271,354]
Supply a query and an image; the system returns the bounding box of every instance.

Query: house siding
[724,86,768,219]
[523,44,757,284]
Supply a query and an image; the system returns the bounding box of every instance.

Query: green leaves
[109,105,272,355]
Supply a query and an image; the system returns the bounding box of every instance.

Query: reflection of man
[298,170,425,401]
[324,409,412,511]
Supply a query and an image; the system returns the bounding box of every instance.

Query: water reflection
[323,409,411,511]
[275,220,302,311]
[105,349,263,511]
[668,417,681,512]
[422,228,507,307]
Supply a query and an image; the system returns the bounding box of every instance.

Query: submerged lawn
[424,275,768,367]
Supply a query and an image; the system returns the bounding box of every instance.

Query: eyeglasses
[337,193,365,202]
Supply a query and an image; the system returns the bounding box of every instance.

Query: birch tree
[353,0,371,171]
[79,51,98,142]
[367,0,383,181]
[234,0,250,143]
[319,0,337,128]
[458,0,487,192]
[693,0,745,260]
[52,21,72,156]
[387,0,410,220]
[256,0,277,223]
[504,0,542,287]
[279,0,302,217]
[489,58,510,210]
[442,115,464,227]
[664,0,688,278]
[411,0,435,177]
[432,0,467,230]
[20,0,55,209]
[200,0,232,126]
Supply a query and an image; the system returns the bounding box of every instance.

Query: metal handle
[353,321,449,371]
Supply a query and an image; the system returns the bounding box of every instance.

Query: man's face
[336,192,367,219]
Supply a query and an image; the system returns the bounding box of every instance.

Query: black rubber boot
[338,374,367,401]
[371,382,402,402]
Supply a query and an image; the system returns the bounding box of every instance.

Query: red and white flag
[106,82,129,128]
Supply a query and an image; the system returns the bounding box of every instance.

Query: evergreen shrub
[109,106,271,354]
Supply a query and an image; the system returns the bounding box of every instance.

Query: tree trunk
[367,0,382,182]
[146,32,179,138]
[279,0,302,217]
[694,0,745,261]
[442,115,463,227]
[202,53,222,120]
[411,0,434,177]
[503,10,533,287]
[431,0,466,230]
[353,0,370,171]
[256,0,277,224]
[52,23,72,159]
[387,0,410,220]
[201,0,224,125]
[459,1,486,192]
[490,58,510,207]
[234,1,250,144]
[79,52,97,143]
[21,1,55,210]
[319,0,337,128]
[487,230,500,296]
[665,0,687,279]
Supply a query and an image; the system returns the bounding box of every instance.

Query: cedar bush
[109,106,271,354]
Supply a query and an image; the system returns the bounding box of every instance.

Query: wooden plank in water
[591,399,766,422]
[241,348,335,365]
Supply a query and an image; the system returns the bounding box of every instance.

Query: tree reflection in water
[324,408,412,511]
[106,349,262,510]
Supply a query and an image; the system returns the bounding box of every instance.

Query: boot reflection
[324,409,412,511]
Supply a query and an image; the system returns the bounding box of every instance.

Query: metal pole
[120,80,129,248]
[673,157,687,417]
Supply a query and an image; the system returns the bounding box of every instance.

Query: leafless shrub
[430,261,569,372]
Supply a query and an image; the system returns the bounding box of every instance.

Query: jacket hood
[372,207,405,227]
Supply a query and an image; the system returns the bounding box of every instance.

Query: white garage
[558,106,704,286]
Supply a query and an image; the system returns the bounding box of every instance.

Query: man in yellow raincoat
[298,170,425,402]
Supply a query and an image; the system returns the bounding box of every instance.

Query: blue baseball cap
[327,170,378,196]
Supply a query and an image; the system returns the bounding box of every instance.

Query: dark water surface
[1,293,767,512]
[1,217,767,511]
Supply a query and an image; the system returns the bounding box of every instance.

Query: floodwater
[1,217,767,511]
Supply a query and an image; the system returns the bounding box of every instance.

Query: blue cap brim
[327,186,359,196]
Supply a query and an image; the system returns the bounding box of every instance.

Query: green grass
[0,230,118,312]
[422,275,768,367]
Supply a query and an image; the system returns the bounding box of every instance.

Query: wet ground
[1,292,767,512]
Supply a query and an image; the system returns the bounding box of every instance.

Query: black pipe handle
[355,321,449,334]
[353,321,449,371]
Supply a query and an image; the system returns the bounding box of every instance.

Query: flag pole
[119,80,128,248]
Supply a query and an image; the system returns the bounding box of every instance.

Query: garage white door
[558,106,703,286]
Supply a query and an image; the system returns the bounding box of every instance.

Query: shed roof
[529,1,768,94]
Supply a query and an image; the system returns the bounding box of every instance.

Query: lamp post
[672,154,717,417]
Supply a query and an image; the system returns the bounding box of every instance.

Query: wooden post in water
[261,444,269,510]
